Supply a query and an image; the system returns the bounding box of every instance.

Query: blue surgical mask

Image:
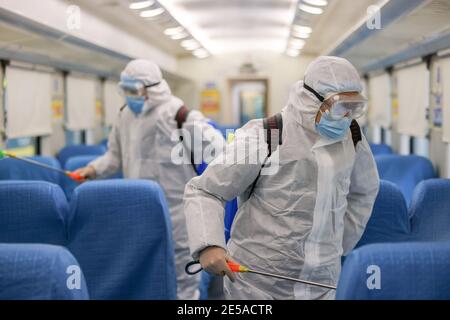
[316,111,352,141]
[126,96,146,115]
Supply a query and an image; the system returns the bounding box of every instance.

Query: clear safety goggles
[118,79,161,98]
[304,83,368,120]
[322,93,368,120]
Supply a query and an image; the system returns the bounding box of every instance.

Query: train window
[413,137,429,158]
[5,137,36,156]
[65,130,85,146]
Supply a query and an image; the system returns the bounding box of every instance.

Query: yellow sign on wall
[96,100,103,118]
[392,98,399,122]
[201,88,221,116]
[52,100,64,119]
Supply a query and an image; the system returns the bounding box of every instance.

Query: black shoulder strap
[120,104,127,112]
[249,113,283,196]
[175,106,197,174]
[175,106,191,130]
[264,113,283,157]
[350,120,362,148]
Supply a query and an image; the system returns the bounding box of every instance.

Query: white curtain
[368,73,391,128]
[358,78,369,126]
[441,57,450,142]
[6,67,52,138]
[397,63,428,138]
[103,81,123,126]
[66,76,97,130]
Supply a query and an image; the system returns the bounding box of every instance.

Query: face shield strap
[144,82,161,89]
[303,83,325,103]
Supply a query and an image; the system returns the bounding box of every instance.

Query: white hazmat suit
[89,60,225,299]
[184,56,380,300]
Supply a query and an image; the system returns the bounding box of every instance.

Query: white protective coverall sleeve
[184,120,268,260]
[89,117,122,178]
[342,135,380,255]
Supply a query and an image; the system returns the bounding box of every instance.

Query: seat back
[57,145,106,168]
[67,180,177,300]
[356,181,410,248]
[410,179,450,241]
[0,181,68,245]
[0,156,62,185]
[370,143,393,156]
[375,155,436,205]
[0,244,89,300]
[337,242,450,300]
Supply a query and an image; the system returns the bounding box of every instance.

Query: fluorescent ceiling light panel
[299,4,324,15]
[129,1,155,10]
[181,40,201,50]
[164,26,184,35]
[286,49,301,57]
[185,44,201,51]
[292,31,310,39]
[303,0,328,7]
[170,32,189,40]
[140,8,165,18]
[193,48,209,58]
[181,39,198,47]
[293,25,312,34]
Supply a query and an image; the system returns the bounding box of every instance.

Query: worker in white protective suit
[183,56,380,300]
[75,59,225,300]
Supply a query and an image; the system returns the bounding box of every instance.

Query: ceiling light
[164,26,184,36]
[129,0,155,10]
[292,31,310,39]
[181,39,198,48]
[140,8,165,18]
[182,40,201,50]
[286,49,301,57]
[193,49,209,58]
[292,25,312,34]
[299,4,324,14]
[185,44,201,51]
[289,39,306,49]
[170,32,189,40]
[303,0,328,7]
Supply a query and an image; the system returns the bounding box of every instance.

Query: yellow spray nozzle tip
[239,266,249,272]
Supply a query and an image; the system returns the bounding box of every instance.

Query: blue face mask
[316,111,352,141]
[126,96,146,115]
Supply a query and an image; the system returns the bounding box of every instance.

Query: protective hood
[121,59,173,112]
[287,56,363,133]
